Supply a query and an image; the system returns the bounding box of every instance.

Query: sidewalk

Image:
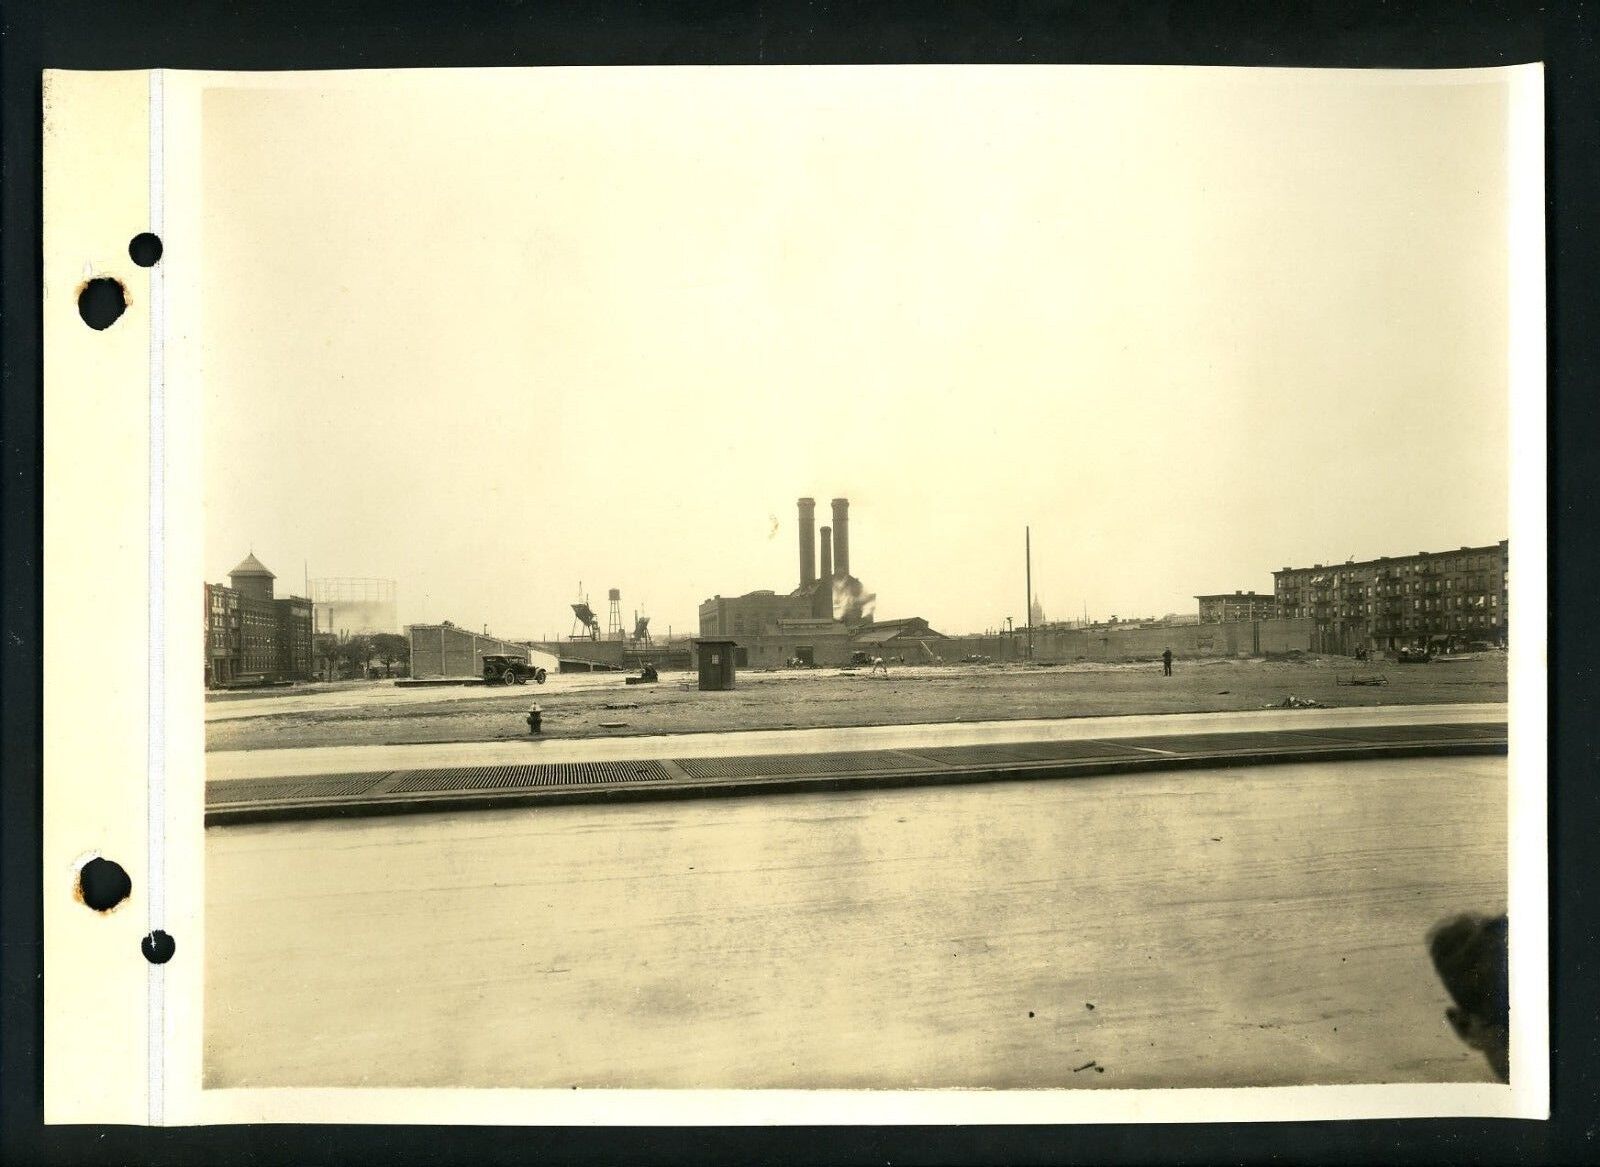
[208,702,1507,779]
[206,705,1507,825]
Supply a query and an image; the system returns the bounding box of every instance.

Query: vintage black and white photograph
[174,65,1540,1104]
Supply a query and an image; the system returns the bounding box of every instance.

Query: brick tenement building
[1195,591,1276,624]
[204,552,314,685]
[1273,540,1507,655]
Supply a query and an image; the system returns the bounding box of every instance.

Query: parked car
[481,653,548,685]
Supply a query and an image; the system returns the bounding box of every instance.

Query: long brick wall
[936,618,1314,664]
[407,624,554,679]
[701,618,1314,671]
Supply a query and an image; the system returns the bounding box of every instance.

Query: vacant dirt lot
[206,654,1507,753]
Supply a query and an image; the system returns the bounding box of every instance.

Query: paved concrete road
[208,701,1507,781]
[206,755,1506,1090]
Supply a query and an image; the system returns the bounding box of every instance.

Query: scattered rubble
[1264,695,1325,709]
[1337,674,1389,687]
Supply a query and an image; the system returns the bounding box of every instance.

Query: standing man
[1162,647,1173,677]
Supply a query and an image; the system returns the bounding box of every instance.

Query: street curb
[206,737,1506,827]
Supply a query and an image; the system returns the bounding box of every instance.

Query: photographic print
[42,63,1547,1124]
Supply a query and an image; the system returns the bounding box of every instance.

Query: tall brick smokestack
[797,498,816,588]
[819,526,833,580]
[831,498,850,578]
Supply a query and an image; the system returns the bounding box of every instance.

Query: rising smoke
[833,575,876,623]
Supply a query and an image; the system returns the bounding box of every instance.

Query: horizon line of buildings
[700,507,1509,665]
[1060,539,1508,653]
[208,532,1509,683]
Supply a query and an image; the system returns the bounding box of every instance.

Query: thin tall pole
[1025,526,1033,660]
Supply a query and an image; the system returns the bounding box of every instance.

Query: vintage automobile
[481,653,548,685]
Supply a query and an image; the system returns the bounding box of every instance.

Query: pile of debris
[1337,674,1389,687]
[1264,695,1325,709]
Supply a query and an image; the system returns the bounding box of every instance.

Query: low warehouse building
[851,617,949,662]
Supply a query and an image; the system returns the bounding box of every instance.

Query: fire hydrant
[526,703,542,734]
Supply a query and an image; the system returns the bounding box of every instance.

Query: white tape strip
[147,66,166,1128]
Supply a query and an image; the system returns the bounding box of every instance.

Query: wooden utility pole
[1025,526,1033,660]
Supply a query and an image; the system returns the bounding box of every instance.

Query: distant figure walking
[1162,647,1173,676]
[869,656,889,677]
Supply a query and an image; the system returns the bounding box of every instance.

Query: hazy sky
[201,67,1513,637]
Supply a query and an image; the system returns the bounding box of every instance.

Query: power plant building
[698,496,944,667]
[698,591,818,637]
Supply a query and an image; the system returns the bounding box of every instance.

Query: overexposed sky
[201,67,1512,637]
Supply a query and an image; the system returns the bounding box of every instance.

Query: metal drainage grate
[1296,723,1506,745]
[902,740,1150,767]
[670,750,934,781]
[207,772,390,805]
[386,759,673,794]
[1007,738,1156,761]
[1113,732,1331,756]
